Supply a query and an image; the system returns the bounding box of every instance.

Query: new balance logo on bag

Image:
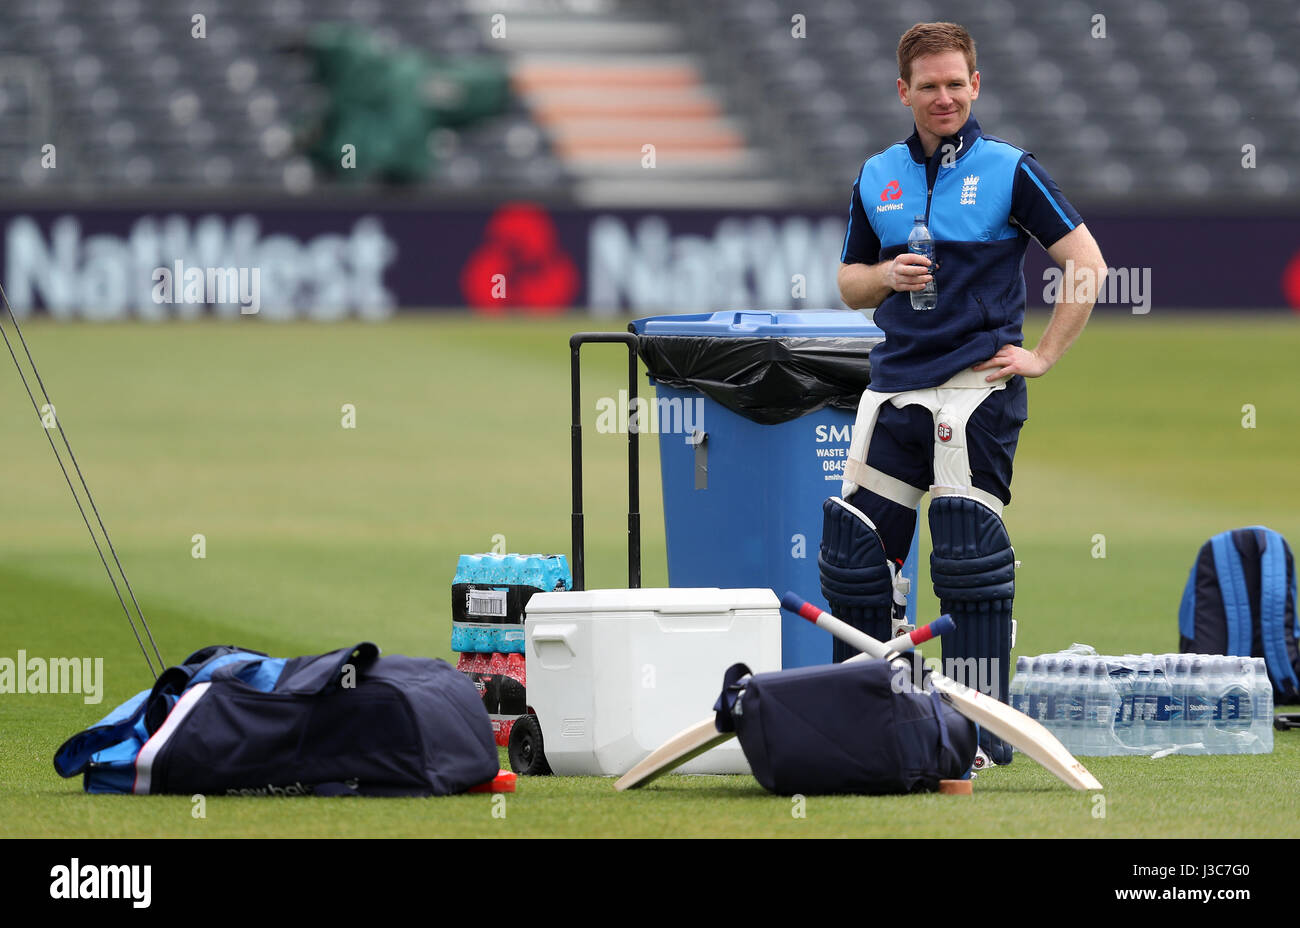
[1179,526,1299,701]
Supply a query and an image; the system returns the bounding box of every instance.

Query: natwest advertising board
[0,202,1296,318]
[1,209,402,320]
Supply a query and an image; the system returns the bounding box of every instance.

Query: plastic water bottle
[1131,660,1152,749]
[1185,658,1211,754]
[1204,657,1226,753]
[1203,657,1221,752]
[1040,655,1060,743]
[1115,660,1132,751]
[1009,657,1030,715]
[1149,659,1172,748]
[1212,656,1251,753]
[1067,659,1086,750]
[1109,660,1134,751]
[1051,658,1073,747]
[1042,657,1061,728]
[1167,657,1187,748]
[1065,660,1089,753]
[1074,659,1093,753]
[1088,660,1119,755]
[1142,654,1160,730]
[1032,657,1051,720]
[1026,657,1048,723]
[1251,657,1274,754]
[1053,657,1075,750]
[1164,649,1185,743]
[908,216,937,311]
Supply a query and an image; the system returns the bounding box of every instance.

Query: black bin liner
[632,334,883,426]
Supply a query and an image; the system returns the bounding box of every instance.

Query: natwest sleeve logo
[880,180,903,201]
[459,203,579,314]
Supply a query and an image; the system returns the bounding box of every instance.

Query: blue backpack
[54,642,498,796]
[1179,527,1299,702]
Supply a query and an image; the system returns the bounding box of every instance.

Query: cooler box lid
[525,587,779,615]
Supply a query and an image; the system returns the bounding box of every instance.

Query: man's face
[898,51,980,144]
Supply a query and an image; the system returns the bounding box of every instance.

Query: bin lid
[526,587,779,615]
[630,310,880,338]
[628,310,882,425]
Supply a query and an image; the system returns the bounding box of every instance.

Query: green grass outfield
[1,311,1297,838]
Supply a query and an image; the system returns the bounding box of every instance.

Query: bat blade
[613,717,732,791]
[926,674,1103,791]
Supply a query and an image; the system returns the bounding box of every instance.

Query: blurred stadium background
[0,0,1297,318]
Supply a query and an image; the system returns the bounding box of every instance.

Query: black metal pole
[626,338,641,589]
[569,332,641,591]
[569,338,585,591]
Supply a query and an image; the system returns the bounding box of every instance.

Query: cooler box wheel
[508,713,551,776]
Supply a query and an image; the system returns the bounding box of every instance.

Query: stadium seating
[654,0,1300,200]
[0,0,1295,201]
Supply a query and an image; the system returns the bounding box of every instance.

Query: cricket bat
[781,592,1104,792]
[613,612,954,791]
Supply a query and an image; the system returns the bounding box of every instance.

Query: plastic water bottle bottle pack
[1011,645,1273,756]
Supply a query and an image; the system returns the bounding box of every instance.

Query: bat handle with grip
[779,591,953,656]
[912,614,955,646]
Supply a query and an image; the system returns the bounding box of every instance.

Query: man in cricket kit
[827,22,1106,764]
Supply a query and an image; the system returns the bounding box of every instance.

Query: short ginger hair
[897,22,976,84]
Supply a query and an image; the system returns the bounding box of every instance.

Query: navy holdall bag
[54,642,498,796]
[714,658,977,795]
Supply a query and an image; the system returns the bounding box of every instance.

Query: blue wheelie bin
[629,310,920,668]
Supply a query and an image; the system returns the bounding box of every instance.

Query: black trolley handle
[569,332,641,592]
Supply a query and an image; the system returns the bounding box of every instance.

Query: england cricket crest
[937,422,953,443]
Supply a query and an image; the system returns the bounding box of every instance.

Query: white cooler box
[524,587,782,776]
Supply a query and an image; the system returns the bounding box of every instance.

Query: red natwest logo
[880,180,902,202]
[1284,247,1300,312]
[460,203,579,314]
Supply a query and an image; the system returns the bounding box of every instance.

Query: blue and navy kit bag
[1179,526,1299,702]
[54,642,498,796]
[713,659,976,795]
